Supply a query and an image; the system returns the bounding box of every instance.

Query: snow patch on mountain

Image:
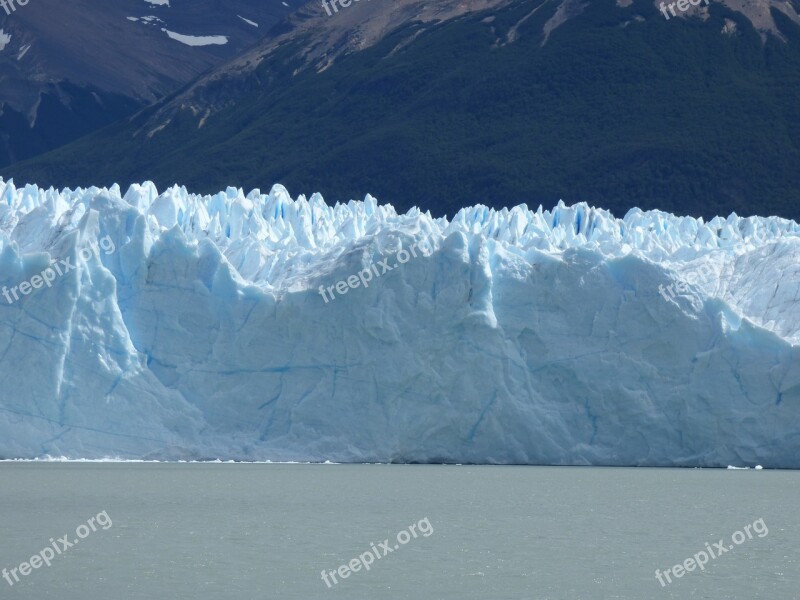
[16,44,31,61]
[128,16,165,25]
[238,15,258,27]
[0,178,798,465]
[162,29,228,46]
[0,30,11,52]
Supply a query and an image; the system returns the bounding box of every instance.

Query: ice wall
[0,178,798,466]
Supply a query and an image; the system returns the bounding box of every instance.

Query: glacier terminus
[0,178,798,466]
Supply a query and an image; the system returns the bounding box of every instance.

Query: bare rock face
[722,17,738,34]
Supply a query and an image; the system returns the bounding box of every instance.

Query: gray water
[0,464,796,599]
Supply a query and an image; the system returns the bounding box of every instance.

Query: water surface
[0,464,796,599]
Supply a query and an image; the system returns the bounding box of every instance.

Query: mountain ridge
[5,0,800,220]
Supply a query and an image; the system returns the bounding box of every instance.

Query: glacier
[0,177,799,466]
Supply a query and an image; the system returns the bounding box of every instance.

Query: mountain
[1,178,799,465]
[4,0,800,220]
[0,0,304,168]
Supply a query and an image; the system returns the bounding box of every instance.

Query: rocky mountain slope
[0,0,302,167]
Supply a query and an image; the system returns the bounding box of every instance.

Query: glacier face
[0,178,799,466]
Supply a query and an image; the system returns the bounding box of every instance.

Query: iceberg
[0,178,798,466]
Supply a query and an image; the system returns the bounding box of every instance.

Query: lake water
[0,464,796,599]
